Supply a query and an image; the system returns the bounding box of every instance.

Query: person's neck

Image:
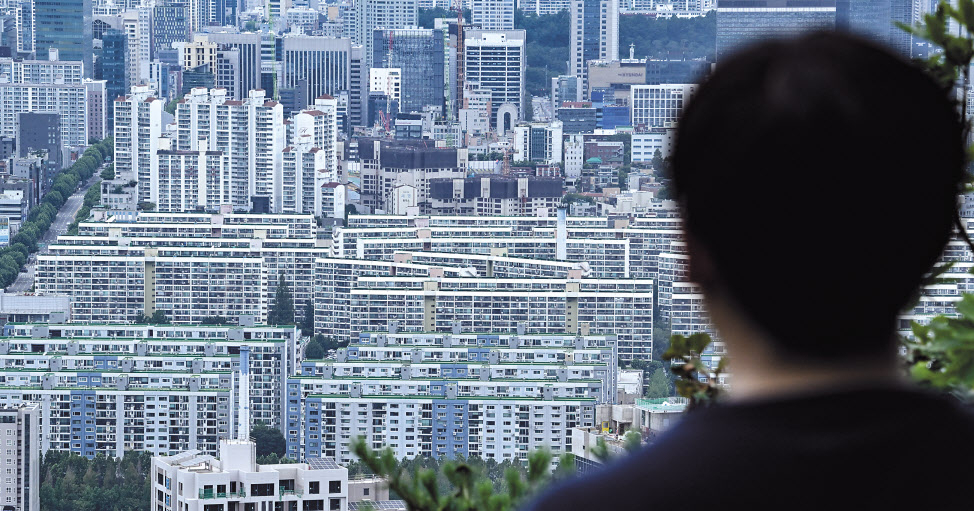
[725,353,904,404]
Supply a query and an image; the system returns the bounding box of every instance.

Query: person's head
[672,31,965,364]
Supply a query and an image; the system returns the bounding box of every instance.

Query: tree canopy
[268,275,295,325]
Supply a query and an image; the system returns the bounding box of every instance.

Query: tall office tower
[174,88,286,212]
[113,85,162,202]
[215,47,241,99]
[570,0,618,100]
[350,44,367,129]
[630,84,698,129]
[464,29,526,128]
[373,28,445,115]
[472,0,515,29]
[138,7,153,83]
[16,0,33,54]
[206,32,263,99]
[0,54,88,148]
[280,35,353,111]
[85,79,108,141]
[352,0,418,65]
[121,11,149,88]
[34,0,92,77]
[102,29,128,120]
[153,2,189,55]
[716,0,836,61]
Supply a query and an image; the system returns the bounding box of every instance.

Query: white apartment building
[345,276,653,361]
[174,88,286,212]
[285,331,616,462]
[152,440,350,511]
[0,404,39,511]
[630,84,697,129]
[334,214,685,280]
[464,30,526,125]
[113,84,163,205]
[472,0,515,30]
[0,53,88,148]
[35,212,321,324]
[155,138,232,213]
[0,323,298,457]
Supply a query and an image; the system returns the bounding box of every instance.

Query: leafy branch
[351,438,574,511]
[661,333,727,411]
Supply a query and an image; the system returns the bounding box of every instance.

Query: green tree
[268,276,295,325]
[252,422,286,457]
[101,165,115,181]
[644,368,670,399]
[300,307,315,337]
[305,340,325,360]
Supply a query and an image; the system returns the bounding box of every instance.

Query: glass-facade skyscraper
[372,28,445,115]
[34,0,92,76]
[716,0,836,62]
[102,29,128,123]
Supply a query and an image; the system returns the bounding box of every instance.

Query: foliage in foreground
[40,450,152,511]
[352,438,574,511]
[897,0,974,398]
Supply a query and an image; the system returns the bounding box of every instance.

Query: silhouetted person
[526,31,974,510]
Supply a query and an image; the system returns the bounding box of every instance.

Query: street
[6,173,100,293]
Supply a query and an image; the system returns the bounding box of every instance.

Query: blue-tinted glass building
[372,28,445,115]
[102,30,128,122]
[35,0,92,76]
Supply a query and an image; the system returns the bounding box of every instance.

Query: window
[308,481,320,494]
[329,481,341,494]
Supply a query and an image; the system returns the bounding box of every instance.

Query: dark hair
[671,31,966,361]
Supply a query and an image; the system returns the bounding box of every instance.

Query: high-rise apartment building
[113,85,163,203]
[472,0,515,30]
[570,0,619,99]
[0,404,39,511]
[373,28,445,115]
[34,0,92,77]
[716,0,836,61]
[35,212,319,323]
[464,30,526,127]
[286,332,617,462]
[0,54,88,148]
[173,88,286,212]
[0,323,298,457]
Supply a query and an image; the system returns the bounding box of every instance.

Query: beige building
[0,404,39,511]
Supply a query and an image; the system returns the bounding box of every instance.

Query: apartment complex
[0,323,297,458]
[35,212,320,324]
[285,331,616,462]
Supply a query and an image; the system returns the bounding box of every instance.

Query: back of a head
[672,31,965,361]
